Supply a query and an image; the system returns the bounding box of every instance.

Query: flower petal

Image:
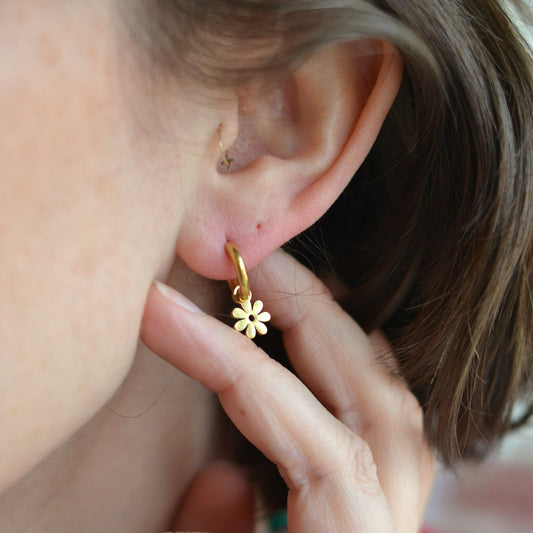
[241,299,252,314]
[232,307,248,319]
[255,321,268,335]
[235,319,248,332]
[257,312,271,323]
[252,300,264,314]
[246,323,256,339]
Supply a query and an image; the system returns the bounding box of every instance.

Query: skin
[0,1,433,531]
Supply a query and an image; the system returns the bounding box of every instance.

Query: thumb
[171,462,256,533]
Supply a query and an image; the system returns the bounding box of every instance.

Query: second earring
[217,123,234,172]
[225,242,271,339]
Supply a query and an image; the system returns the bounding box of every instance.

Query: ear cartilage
[225,242,271,339]
[217,123,234,172]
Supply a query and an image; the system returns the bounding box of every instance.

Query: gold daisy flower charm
[231,296,271,339]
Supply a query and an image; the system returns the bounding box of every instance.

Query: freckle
[36,34,62,67]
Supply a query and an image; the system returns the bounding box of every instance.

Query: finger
[141,281,361,487]
[172,462,255,533]
[141,282,395,533]
[251,250,400,426]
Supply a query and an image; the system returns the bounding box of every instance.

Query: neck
[0,265,227,533]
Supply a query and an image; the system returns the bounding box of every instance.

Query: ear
[176,40,403,280]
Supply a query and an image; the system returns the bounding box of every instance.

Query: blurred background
[424,420,533,533]
[422,6,533,532]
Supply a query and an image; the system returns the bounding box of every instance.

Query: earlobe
[176,40,403,281]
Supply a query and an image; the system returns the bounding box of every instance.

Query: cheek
[0,5,170,493]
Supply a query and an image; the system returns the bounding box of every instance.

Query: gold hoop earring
[217,123,234,173]
[225,242,270,339]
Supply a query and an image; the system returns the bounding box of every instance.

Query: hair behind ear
[298,0,533,465]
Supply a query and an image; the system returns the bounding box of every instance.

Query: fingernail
[154,281,204,314]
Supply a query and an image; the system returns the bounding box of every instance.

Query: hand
[141,250,436,533]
